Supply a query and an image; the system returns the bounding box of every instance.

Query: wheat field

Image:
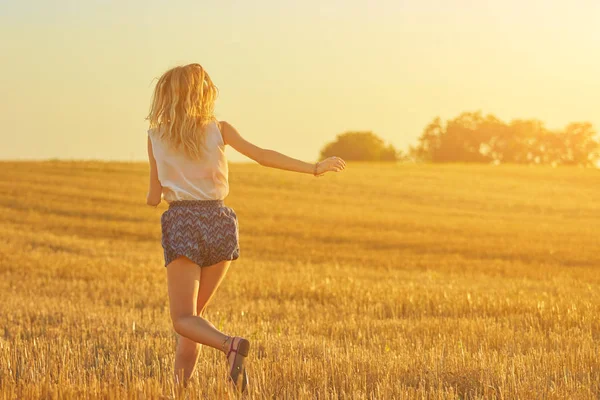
[0,161,598,399]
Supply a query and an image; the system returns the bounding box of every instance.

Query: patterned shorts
[160,199,240,268]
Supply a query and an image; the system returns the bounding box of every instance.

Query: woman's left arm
[147,136,162,207]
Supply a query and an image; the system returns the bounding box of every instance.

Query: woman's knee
[171,314,194,336]
[172,308,208,334]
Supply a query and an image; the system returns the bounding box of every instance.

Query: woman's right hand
[315,156,346,176]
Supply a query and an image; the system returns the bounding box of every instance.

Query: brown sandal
[226,336,250,393]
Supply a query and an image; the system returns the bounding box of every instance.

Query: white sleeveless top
[148,121,229,203]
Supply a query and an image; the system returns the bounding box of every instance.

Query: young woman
[145,63,346,393]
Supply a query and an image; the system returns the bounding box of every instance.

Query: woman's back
[148,121,229,203]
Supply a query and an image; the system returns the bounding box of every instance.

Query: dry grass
[0,160,599,399]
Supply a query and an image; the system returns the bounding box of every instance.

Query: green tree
[411,117,443,162]
[559,122,599,166]
[412,111,600,166]
[320,132,399,162]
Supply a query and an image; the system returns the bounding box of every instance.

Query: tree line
[320,111,600,166]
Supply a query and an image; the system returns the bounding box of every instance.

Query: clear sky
[1,0,598,162]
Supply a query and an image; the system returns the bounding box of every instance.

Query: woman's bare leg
[173,314,221,384]
[173,313,222,384]
[167,256,232,385]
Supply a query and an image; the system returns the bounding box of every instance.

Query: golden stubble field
[0,161,599,399]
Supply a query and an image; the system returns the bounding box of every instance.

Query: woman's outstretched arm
[146,136,163,206]
[219,121,346,176]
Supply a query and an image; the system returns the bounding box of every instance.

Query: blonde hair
[146,63,219,160]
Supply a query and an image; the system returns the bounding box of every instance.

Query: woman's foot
[223,336,250,393]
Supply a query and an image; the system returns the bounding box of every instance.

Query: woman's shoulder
[147,125,159,136]
[216,120,230,130]
[214,120,226,133]
[212,120,227,146]
[147,125,168,140]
